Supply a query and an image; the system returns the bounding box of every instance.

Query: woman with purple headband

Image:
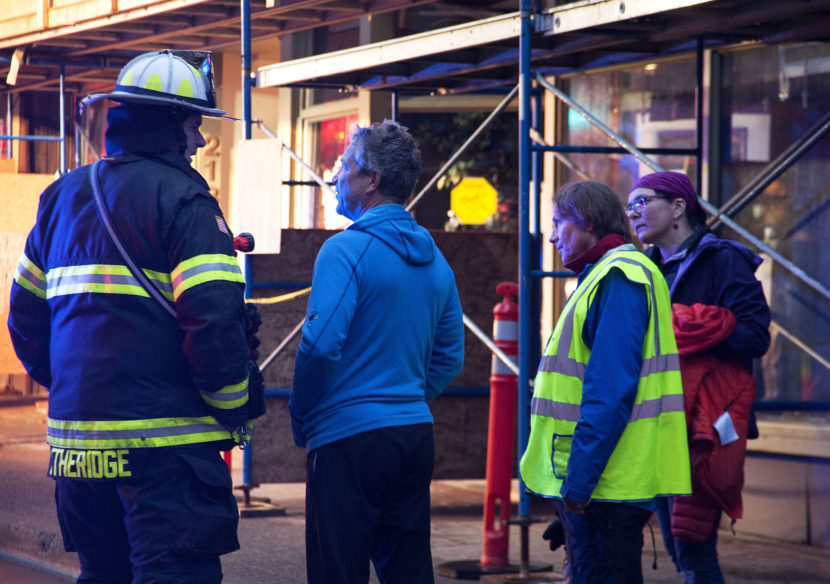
[626,171,771,583]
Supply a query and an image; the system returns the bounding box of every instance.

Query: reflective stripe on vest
[201,377,249,410]
[531,392,684,422]
[13,254,47,299]
[537,349,679,379]
[47,416,233,449]
[519,247,690,501]
[171,253,245,301]
[538,254,678,376]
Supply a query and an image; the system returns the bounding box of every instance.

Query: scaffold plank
[537,0,717,36]
[256,11,522,88]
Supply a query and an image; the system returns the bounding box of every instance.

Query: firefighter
[7,50,262,583]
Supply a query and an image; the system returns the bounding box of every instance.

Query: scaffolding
[251,5,830,383]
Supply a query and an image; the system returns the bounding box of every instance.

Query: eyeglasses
[626,195,665,215]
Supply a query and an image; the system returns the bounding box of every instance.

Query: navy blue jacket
[8,115,251,449]
[645,228,771,370]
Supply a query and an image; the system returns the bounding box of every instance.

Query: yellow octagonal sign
[451,177,498,225]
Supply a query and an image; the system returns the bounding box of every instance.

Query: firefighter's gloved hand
[542,518,566,551]
[247,360,266,420]
[244,302,262,361]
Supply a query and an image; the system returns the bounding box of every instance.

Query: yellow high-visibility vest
[520,246,691,501]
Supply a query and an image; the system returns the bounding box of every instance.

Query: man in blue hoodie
[290,120,465,584]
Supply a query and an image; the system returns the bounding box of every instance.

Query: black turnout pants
[54,446,239,584]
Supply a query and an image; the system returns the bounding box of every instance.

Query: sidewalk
[1,400,829,583]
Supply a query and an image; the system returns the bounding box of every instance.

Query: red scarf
[565,233,626,274]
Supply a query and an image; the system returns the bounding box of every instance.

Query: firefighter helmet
[82,50,225,117]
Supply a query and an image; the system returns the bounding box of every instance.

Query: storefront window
[559,46,830,409]
[560,58,699,197]
[720,43,830,408]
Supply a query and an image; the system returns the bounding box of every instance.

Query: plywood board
[1,172,53,374]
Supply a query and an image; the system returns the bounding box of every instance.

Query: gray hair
[349,120,422,203]
[553,180,633,243]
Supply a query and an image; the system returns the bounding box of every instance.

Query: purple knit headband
[630,171,698,212]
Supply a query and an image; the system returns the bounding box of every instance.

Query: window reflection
[722,44,830,409]
[560,47,830,408]
[561,58,699,194]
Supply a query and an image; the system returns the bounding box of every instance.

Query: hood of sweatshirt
[348,204,435,266]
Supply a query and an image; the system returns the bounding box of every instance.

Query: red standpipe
[233,232,255,253]
[480,281,519,567]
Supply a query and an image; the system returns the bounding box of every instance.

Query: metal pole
[259,319,306,373]
[74,120,81,169]
[241,0,252,488]
[59,65,66,174]
[241,0,252,141]
[463,314,519,376]
[406,84,519,212]
[536,73,830,305]
[695,37,704,191]
[529,127,592,180]
[518,0,533,521]
[530,84,543,412]
[771,320,830,372]
[0,135,64,142]
[535,144,697,155]
[5,93,11,159]
[707,50,723,204]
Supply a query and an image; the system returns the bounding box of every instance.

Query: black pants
[54,446,239,584]
[557,500,653,584]
[305,423,435,584]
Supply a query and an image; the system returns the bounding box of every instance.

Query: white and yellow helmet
[82,50,224,117]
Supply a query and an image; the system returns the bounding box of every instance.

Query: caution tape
[246,287,311,305]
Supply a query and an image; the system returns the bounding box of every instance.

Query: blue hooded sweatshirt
[290,204,465,451]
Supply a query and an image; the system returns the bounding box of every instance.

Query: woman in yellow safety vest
[520,180,691,584]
